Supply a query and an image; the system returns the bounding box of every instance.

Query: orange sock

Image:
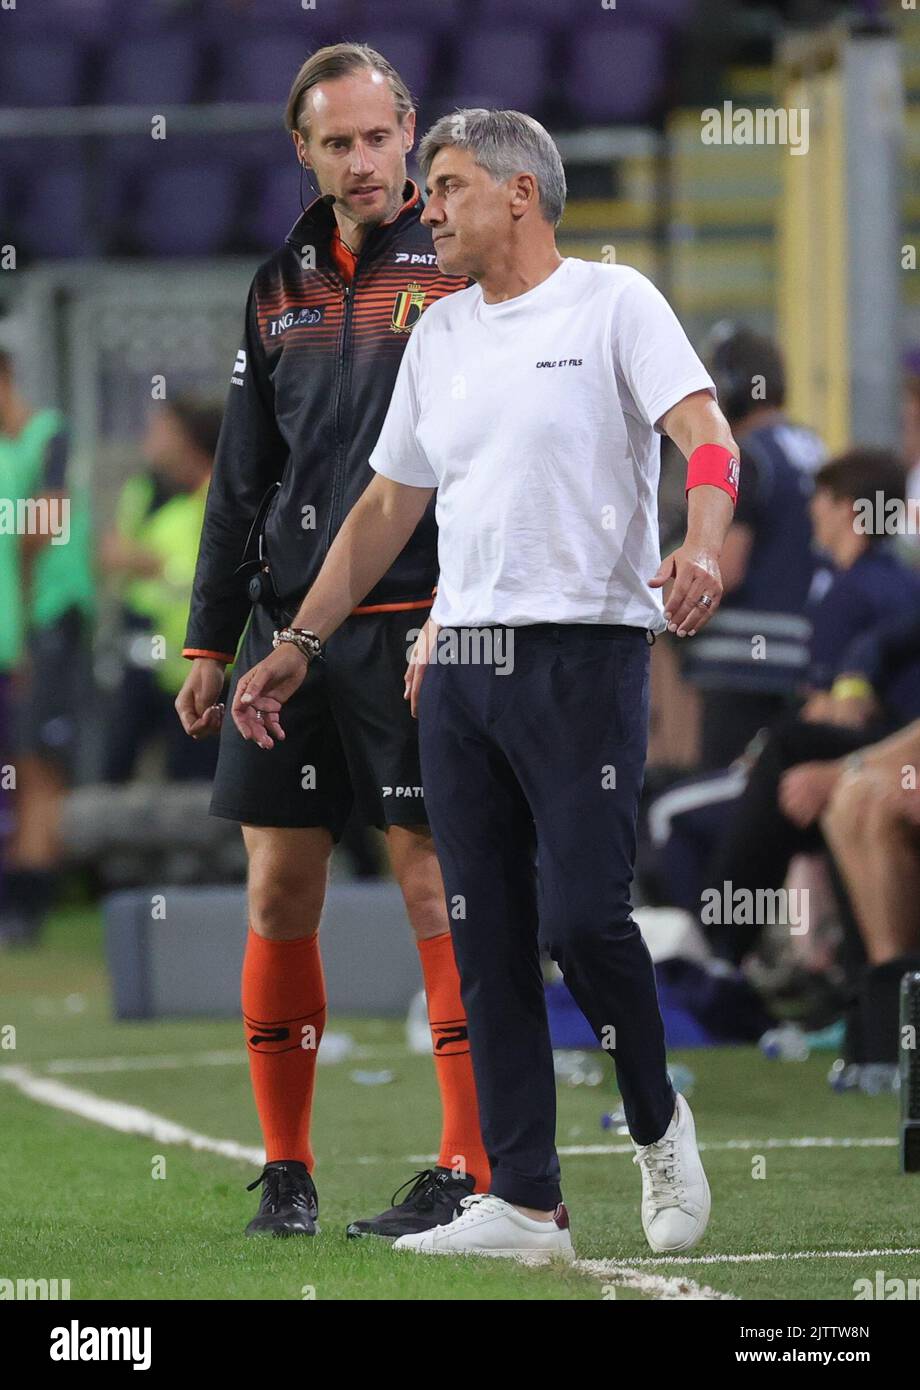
[417,931,491,1192]
[242,928,326,1170]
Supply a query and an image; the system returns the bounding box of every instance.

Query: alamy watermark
[0,1275,71,1299]
[700,880,809,934]
[0,496,70,545]
[700,101,809,156]
[853,1269,920,1300]
[50,1320,151,1370]
[407,626,515,675]
[853,492,920,537]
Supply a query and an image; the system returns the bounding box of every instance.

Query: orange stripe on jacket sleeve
[183,648,235,662]
[349,598,435,616]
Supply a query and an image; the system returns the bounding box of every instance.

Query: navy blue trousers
[418,623,675,1210]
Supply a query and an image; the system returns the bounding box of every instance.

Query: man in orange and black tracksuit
[175,44,488,1240]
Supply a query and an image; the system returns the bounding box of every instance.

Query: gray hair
[418,108,567,226]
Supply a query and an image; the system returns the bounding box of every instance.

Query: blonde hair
[285,42,413,137]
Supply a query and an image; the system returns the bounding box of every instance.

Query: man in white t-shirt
[230,109,740,1263]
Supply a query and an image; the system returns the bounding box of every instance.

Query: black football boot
[244,1160,319,1237]
[345,1166,476,1240]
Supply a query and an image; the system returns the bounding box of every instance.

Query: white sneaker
[633,1092,711,1252]
[393,1194,576,1263]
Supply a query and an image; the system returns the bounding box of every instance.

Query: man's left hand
[649,543,723,637]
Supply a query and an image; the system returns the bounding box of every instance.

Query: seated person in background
[707,447,920,963]
[0,348,94,947]
[649,448,920,944]
[681,325,825,769]
[901,372,920,545]
[100,394,223,783]
[779,606,920,821]
[814,720,920,1065]
[646,735,762,916]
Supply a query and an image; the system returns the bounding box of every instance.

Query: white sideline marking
[40,1044,398,1075]
[576,1259,738,1300]
[0,1063,382,1167]
[629,1247,920,1268]
[9,1061,898,1170]
[0,1065,265,1166]
[557,1136,898,1156]
[408,1136,897,1165]
[44,1050,247,1075]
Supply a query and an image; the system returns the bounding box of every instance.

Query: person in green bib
[0,348,95,947]
[100,394,222,784]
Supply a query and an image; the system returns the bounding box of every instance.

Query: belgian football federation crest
[391,281,426,333]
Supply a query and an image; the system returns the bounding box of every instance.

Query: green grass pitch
[1,907,917,1301]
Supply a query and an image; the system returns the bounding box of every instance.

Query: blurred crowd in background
[0,361,223,940]
[1,0,919,1084]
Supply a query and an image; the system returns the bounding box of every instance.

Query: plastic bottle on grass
[827,1058,861,1092]
[760,1023,810,1061]
[553,1050,604,1086]
[858,1063,900,1096]
[827,1059,900,1094]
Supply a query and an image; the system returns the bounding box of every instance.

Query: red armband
[686,444,740,506]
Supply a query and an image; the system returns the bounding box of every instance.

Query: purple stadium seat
[351,0,463,30]
[564,24,668,123]
[638,0,699,27]
[202,0,352,40]
[11,0,110,36]
[450,29,549,114]
[110,0,206,33]
[485,0,697,26]
[99,35,204,106]
[0,39,87,108]
[132,166,237,256]
[247,161,303,251]
[477,0,587,23]
[103,128,290,183]
[356,30,436,105]
[100,132,211,180]
[0,141,37,181]
[215,34,316,105]
[17,169,94,259]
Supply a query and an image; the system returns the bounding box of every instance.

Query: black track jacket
[183,181,467,662]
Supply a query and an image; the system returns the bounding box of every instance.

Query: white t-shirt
[369,256,715,629]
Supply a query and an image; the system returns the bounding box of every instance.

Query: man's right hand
[175,657,227,739]
[405,615,439,719]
